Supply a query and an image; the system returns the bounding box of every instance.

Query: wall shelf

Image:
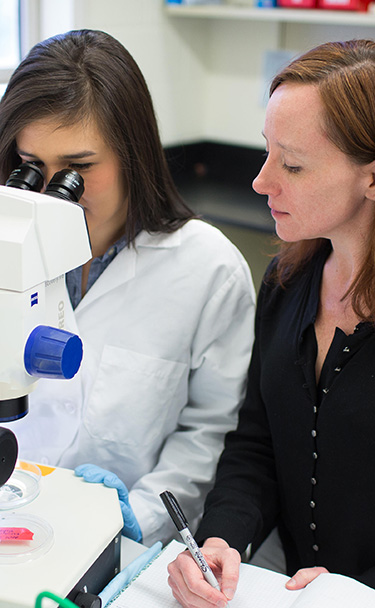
[165,3,375,26]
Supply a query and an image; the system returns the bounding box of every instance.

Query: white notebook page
[109,539,375,608]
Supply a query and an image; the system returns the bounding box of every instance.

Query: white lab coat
[10,219,256,545]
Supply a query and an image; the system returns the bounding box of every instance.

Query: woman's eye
[283,163,302,174]
[70,163,93,171]
[19,158,43,168]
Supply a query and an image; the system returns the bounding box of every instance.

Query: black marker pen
[160,490,221,591]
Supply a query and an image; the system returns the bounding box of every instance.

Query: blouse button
[322,388,329,394]
[313,452,318,460]
[312,544,319,552]
[343,346,350,352]
[311,430,317,438]
[310,501,316,508]
[310,523,317,530]
[311,477,317,485]
[334,367,341,372]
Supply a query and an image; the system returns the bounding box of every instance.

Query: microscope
[0,162,90,484]
[0,164,123,608]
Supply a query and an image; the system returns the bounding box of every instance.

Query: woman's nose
[252,159,278,197]
[40,168,58,193]
[252,171,264,195]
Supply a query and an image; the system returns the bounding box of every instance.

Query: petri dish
[0,461,41,510]
[0,512,54,564]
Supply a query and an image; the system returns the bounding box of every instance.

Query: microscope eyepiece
[5,162,44,192]
[44,169,84,202]
[5,163,84,203]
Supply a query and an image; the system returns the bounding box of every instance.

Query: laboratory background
[1,1,375,607]
[1,0,375,289]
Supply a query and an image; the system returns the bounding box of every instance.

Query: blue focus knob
[24,325,83,379]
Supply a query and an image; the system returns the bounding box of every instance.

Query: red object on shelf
[277,0,317,7]
[318,0,370,9]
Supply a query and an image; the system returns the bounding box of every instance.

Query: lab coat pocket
[83,346,188,448]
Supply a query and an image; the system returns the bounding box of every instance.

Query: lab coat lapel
[135,229,181,249]
[74,229,181,312]
[76,245,137,312]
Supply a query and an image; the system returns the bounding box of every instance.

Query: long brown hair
[0,29,195,244]
[268,39,375,322]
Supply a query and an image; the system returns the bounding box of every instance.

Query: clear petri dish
[0,512,54,564]
[0,461,41,510]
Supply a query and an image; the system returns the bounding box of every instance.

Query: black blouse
[196,243,375,588]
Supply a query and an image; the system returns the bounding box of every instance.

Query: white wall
[203,18,280,146]
[72,0,208,145]
[198,18,375,147]
[26,1,375,148]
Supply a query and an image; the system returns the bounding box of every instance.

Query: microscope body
[0,184,91,413]
[0,174,123,607]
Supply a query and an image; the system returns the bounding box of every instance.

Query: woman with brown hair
[168,39,375,607]
[1,30,255,547]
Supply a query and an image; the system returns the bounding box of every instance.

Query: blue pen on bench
[160,490,221,592]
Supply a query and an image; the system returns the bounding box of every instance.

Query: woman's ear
[365,161,375,202]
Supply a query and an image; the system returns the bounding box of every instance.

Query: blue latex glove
[75,464,143,542]
[98,541,163,607]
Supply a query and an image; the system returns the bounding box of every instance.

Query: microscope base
[66,530,121,602]
[0,464,123,608]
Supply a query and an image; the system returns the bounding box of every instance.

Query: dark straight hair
[0,29,196,244]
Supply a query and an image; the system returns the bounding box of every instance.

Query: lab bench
[165,142,276,290]
[165,142,274,233]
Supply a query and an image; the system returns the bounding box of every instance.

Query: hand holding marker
[160,490,221,591]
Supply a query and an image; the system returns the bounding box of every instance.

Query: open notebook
[109,539,375,608]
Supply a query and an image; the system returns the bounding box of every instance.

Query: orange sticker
[0,527,34,541]
[35,464,55,477]
[19,461,55,476]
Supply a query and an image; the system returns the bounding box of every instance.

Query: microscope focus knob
[0,428,18,485]
[73,591,102,608]
[24,325,83,379]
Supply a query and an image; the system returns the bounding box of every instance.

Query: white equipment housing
[0,184,91,402]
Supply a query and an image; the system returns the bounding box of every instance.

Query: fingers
[286,566,329,590]
[75,463,100,477]
[168,553,226,608]
[75,463,107,482]
[199,538,240,602]
[102,472,129,502]
[74,464,141,540]
[120,503,143,542]
[74,464,129,502]
[167,545,237,608]
[220,547,241,601]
